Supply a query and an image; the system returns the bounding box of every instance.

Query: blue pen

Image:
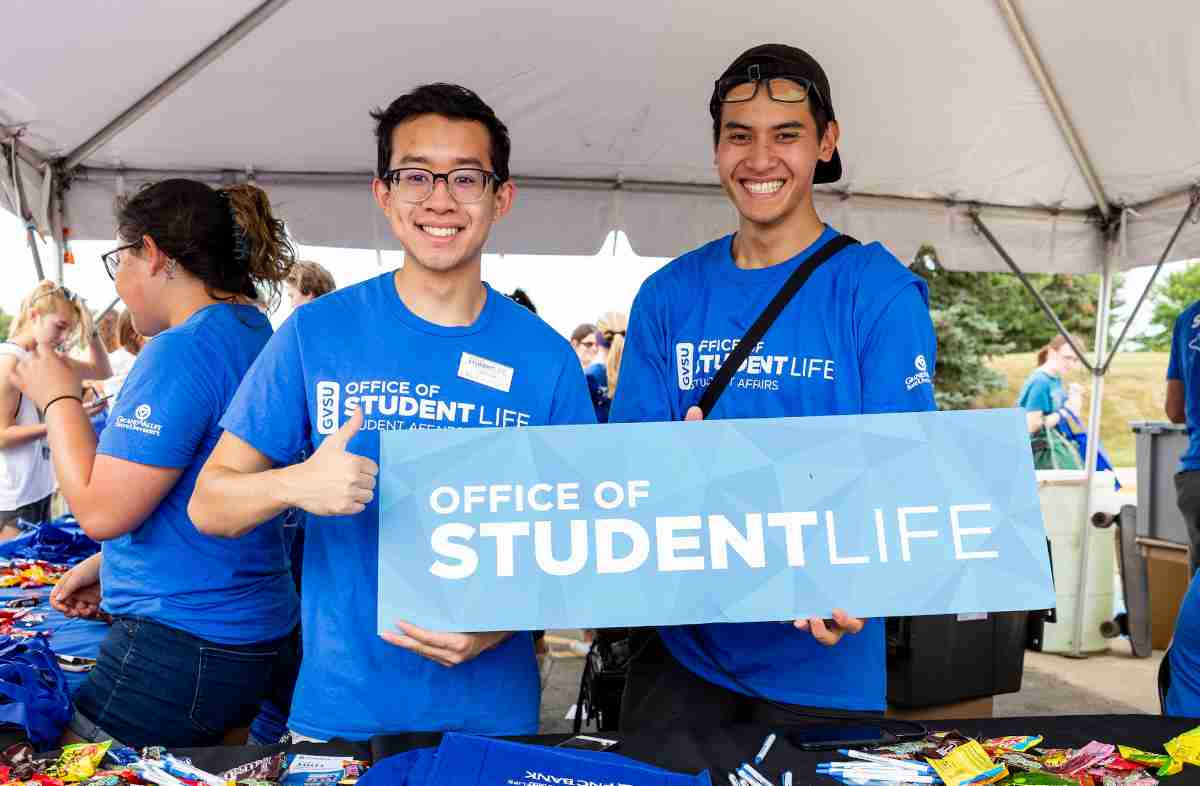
[836,750,934,774]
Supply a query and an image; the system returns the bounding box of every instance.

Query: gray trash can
[1131,421,1190,544]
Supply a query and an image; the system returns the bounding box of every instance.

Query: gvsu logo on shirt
[113,402,162,436]
[905,354,933,391]
[316,381,340,435]
[675,342,695,391]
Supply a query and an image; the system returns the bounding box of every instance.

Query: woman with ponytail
[13,179,299,746]
[586,312,627,423]
[1,282,111,537]
[1016,333,1086,469]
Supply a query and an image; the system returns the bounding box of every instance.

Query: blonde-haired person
[285,260,336,308]
[1,282,111,538]
[1016,333,1085,469]
[13,178,299,747]
[585,312,627,423]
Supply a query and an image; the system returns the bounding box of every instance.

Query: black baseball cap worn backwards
[710,43,843,184]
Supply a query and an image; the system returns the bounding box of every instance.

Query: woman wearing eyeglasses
[11,178,300,747]
[0,281,110,539]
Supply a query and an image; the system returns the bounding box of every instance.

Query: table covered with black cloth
[169,715,1200,786]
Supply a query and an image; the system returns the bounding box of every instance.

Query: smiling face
[715,85,838,231]
[371,114,514,277]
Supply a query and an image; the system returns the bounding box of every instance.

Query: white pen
[755,733,777,765]
[742,763,777,786]
[728,773,742,786]
[837,751,934,773]
[818,769,935,783]
[782,772,792,786]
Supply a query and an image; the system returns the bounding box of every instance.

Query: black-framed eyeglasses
[101,242,139,280]
[717,65,825,108]
[381,167,500,204]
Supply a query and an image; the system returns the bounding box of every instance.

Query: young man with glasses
[190,83,595,741]
[610,45,938,729]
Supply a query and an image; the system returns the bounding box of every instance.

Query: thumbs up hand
[281,406,379,517]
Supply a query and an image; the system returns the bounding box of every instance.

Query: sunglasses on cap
[715,64,826,108]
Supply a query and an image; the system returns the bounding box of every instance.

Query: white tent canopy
[4,0,1200,658]
[2,0,1198,272]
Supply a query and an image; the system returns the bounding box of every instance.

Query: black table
[173,715,1200,786]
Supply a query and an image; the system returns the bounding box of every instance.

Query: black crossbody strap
[696,234,859,417]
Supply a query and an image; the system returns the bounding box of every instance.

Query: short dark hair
[710,91,830,147]
[371,83,512,183]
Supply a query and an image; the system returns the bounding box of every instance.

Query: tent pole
[968,210,1095,372]
[6,143,45,281]
[1069,230,1117,657]
[996,0,1111,220]
[62,0,292,172]
[1103,187,1200,372]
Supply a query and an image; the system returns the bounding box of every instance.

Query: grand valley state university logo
[114,403,162,436]
[905,354,932,391]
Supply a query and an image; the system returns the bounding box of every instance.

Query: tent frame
[4,0,1200,660]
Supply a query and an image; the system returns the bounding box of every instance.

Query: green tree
[913,247,1012,410]
[1140,263,1200,351]
[0,308,10,342]
[981,272,1124,354]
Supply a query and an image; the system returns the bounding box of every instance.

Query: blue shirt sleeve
[548,350,598,427]
[219,315,311,465]
[858,282,938,414]
[610,280,677,423]
[1017,374,1055,414]
[1168,311,1187,381]
[1167,569,1200,715]
[97,334,215,469]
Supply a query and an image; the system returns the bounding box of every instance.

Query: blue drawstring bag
[1056,408,1121,490]
[0,636,73,749]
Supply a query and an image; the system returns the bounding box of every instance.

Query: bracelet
[43,394,82,414]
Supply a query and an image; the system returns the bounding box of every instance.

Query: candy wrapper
[1116,746,1181,778]
[994,752,1044,772]
[1100,774,1158,786]
[926,740,1007,786]
[984,736,1043,754]
[1164,726,1200,767]
[46,743,112,783]
[103,750,140,770]
[219,755,286,783]
[338,761,368,786]
[280,757,353,786]
[1007,773,1078,786]
[1050,742,1115,776]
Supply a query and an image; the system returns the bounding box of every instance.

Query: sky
[0,208,1190,347]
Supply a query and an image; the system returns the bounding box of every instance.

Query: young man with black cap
[610,45,937,729]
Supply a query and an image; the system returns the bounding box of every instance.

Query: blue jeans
[71,616,297,747]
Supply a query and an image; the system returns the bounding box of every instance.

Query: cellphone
[556,735,620,752]
[90,394,114,405]
[56,654,97,672]
[788,725,896,751]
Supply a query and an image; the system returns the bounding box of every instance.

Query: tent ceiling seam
[62,0,293,173]
[996,0,1113,221]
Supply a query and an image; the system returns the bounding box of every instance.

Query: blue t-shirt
[97,303,298,645]
[1016,370,1066,417]
[610,226,937,711]
[1168,302,1200,471]
[1168,567,1200,715]
[219,272,595,741]
[585,363,610,423]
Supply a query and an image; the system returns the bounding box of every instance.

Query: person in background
[586,312,626,423]
[1,281,110,538]
[285,260,337,309]
[101,311,145,403]
[19,178,299,747]
[570,323,597,369]
[1167,299,1200,575]
[95,310,120,355]
[1017,333,1085,470]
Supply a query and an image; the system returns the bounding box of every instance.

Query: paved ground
[537,633,1164,733]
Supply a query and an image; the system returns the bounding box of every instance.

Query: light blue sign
[378,408,1054,632]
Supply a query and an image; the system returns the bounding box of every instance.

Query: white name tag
[458,352,514,393]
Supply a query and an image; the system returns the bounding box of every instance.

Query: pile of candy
[812,727,1200,786]
[0,561,69,589]
[0,741,369,786]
